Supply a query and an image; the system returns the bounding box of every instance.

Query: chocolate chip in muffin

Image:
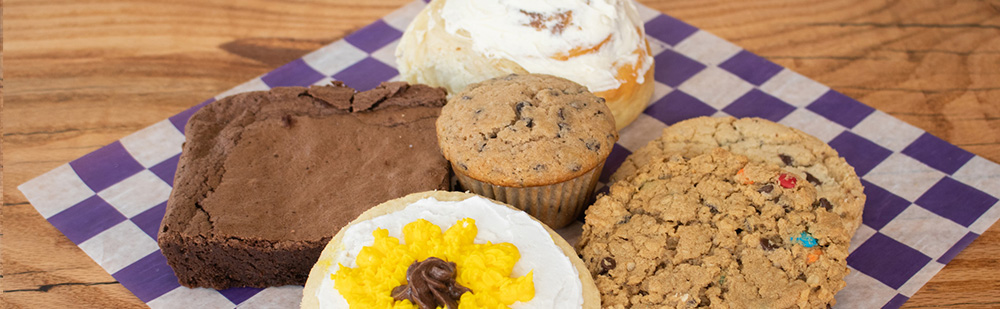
[586,140,601,152]
[515,101,531,117]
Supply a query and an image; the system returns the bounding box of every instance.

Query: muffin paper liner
[17,1,1000,308]
[454,162,604,229]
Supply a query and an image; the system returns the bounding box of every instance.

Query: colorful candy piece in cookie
[791,231,818,248]
[779,173,798,188]
[301,191,601,309]
[807,249,824,265]
[737,168,754,185]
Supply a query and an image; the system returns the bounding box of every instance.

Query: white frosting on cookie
[316,196,583,308]
[438,0,651,92]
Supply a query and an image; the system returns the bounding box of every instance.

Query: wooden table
[3,0,999,307]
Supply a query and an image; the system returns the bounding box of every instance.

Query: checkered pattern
[17,1,1000,308]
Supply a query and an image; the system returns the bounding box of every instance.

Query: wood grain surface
[3,0,999,308]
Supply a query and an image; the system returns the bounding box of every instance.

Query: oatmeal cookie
[578,148,851,308]
[611,117,865,234]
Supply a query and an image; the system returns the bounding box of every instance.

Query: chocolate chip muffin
[578,148,851,308]
[612,116,865,235]
[436,74,618,228]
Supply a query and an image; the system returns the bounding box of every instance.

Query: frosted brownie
[158,82,450,289]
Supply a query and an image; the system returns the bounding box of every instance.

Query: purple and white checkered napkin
[18,1,1000,308]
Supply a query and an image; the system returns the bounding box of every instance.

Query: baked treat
[612,117,866,234]
[578,148,852,308]
[396,0,655,130]
[435,74,617,228]
[158,82,450,289]
[301,191,600,308]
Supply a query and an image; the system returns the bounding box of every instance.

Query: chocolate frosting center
[391,257,472,309]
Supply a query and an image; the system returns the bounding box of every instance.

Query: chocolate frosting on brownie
[158,81,449,289]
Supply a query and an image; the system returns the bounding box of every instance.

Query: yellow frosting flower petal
[334,218,535,308]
